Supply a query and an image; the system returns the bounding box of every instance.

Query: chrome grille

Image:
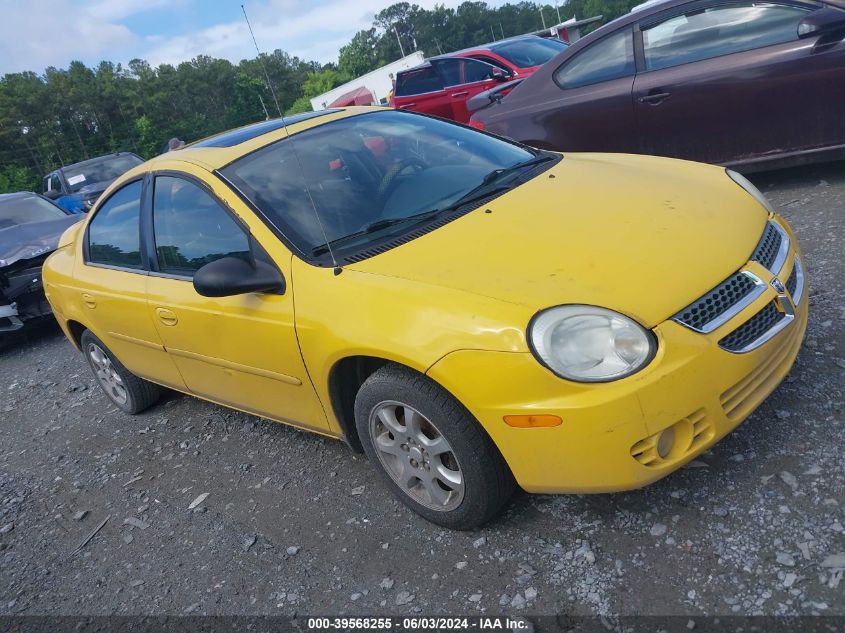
[672,271,765,333]
[719,301,790,353]
[787,256,804,304]
[751,221,789,273]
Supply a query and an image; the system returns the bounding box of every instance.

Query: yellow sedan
[42,107,807,529]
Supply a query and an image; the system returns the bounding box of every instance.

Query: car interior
[222,114,517,252]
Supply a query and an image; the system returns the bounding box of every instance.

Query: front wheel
[81,330,161,414]
[354,364,515,529]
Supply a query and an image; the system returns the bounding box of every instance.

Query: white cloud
[144,0,512,67]
[0,0,138,75]
[0,0,511,76]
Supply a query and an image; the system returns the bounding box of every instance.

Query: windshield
[0,195,67,229]
[491,38,568,67]
[221,110,540,260]
[62,155,143,193]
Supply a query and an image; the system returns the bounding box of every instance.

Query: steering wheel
[376,157,427,204]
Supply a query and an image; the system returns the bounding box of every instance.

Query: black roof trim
[192,111,341,148]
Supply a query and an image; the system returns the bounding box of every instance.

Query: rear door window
[554,29,636,88]
[87,180,143,269]
[642,3,812,71]
[395,66,444,96]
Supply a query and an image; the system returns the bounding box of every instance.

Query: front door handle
[82,293,96,309]
[639,92,671,105]
[398,103,416,108]
[451,91,469,97]
[155,307,178,326]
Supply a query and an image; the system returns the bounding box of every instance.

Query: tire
[80,329,161,414]
[355,363,515,529]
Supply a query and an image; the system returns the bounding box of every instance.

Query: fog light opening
[656,427,675,459]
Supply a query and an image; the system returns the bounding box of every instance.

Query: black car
[0,192,82,333]
[42,152,144,214]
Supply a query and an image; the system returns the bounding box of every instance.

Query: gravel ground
[0,160,843,619]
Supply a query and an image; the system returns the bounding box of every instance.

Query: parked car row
[468,0,845,170]
[0,152,144,335]
[390,35,567,124]
[43,152,144,213]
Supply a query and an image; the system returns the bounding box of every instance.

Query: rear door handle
[451,91,469,97]
[398,103,416,108]
[155,307,178,326]
[82,293,96,309]
[639,92,671,105]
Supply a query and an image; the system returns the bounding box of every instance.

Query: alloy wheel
[87,343,128,406]
[369,400,464,511]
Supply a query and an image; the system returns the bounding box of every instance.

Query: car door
[75,178,185,388]
[535,28,639,152]
[392,65,452,119]
[143,168,329,432]
[633,0,833,165]
[432,58,503,123]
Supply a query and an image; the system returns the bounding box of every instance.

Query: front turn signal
[503,414,562,428]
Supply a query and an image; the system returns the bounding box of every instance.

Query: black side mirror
[798,7,845,38]
[193,256,285,297]
[43,190,61,200]
[489,68,510,82]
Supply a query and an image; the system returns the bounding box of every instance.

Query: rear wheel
[355,364,515,529]
[81,330,161,414]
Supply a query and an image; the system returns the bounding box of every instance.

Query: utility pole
[499,22,505,39]
[434,37,443,54]
[258,94,270,120]
[393,26,405,57]
[555,0,562,22]
[491,25,496,40]
[540,8,547,29]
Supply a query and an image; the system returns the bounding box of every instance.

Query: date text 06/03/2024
[305,617,531,630]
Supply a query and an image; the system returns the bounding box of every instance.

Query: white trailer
[310,52,425,111]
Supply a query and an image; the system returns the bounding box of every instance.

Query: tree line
[0,0,638,194]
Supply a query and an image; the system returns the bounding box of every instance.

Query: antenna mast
[240,4,342,275]
[242,4,283,117]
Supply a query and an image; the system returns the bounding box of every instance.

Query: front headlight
[529,305,655,382]
[726,169,774,215]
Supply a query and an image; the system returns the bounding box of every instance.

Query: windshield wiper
[311,209,444,255]
[481,154,554,187]
[311,154,554,258]
[447,154,554,209]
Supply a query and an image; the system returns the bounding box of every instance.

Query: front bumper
[0,301,23,332]
[427,222,807,494]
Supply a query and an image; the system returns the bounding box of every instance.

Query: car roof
[57,151,141,173]
[0,191,39,202]
[125,107,382,177]
[429,35,550,61]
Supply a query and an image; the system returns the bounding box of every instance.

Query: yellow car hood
[348,153,768,328]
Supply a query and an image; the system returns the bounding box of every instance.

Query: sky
[0,0,512,77]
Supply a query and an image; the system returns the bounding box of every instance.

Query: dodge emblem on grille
[771,278,786,294]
